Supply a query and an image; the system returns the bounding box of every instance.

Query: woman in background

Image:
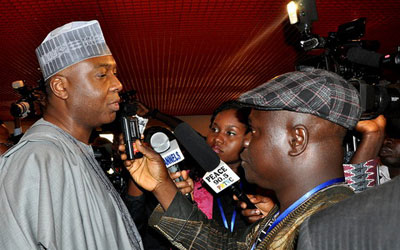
[191,100,272,232]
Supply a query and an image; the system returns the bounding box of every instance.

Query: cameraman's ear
[49,75,68,100]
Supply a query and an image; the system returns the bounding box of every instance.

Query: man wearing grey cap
[120,68,360,249]
[0,21,143,249]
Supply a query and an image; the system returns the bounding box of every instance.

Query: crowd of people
[0,19,399,250]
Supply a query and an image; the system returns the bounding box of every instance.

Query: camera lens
[10,101,30,118]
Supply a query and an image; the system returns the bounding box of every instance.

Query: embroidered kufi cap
[36,20,111,80]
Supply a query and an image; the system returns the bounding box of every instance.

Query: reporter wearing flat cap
[122,68,361,249]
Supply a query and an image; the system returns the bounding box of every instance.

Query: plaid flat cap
[238,68,361,129]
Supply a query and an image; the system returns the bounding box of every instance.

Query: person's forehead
[250,108,283,117]
[249,109,271,124]
[64,55,117,73]
[215,109,239,121]
[85,55,117,67]
[216,108,237,117]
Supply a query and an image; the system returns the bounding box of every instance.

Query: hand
[119,140,171,192]
[355,115,386,137]
[234,194,275,224]
[169,170,194,196]
[119,137,178,210]
[351,115,386,164]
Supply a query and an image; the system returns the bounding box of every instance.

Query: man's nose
[111,76,123,93]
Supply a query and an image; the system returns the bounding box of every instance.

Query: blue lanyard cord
[217,198,237,232]
[216,181,243,232]
[251,177,345,249]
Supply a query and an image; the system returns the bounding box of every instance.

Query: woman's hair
[209,100,251,133]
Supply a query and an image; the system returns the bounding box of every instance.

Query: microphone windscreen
[346,47,382,68]
[150,132,170,153]
[174,122,220,172]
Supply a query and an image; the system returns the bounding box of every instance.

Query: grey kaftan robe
[0,119,143,249]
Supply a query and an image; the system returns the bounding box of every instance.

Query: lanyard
[251,177,345,249]
[217,197,237,232]
[216,181,243,232]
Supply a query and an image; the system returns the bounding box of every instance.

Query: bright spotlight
[287,1,298,24]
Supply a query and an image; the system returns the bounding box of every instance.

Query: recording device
[118,90,143,159]
[150,132,185,182]
[121,116,143,160]
[174,122,256,209]
[287,1,400,120]
[10,80,39,118]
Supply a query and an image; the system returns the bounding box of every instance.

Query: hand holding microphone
[234,194,274,223]
[150,131,193,200]
[119,138,179,210]
[119,130,193,206]
[173,122,257,209]
[150,132,185,182]
[169,170,194,197]
[119,139,171,193]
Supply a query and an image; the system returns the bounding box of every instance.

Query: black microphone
[346,47,382,68]
[174,122,256,209]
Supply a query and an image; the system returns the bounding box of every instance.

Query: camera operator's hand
[356,115,386,135]
[350,115,386,164]
[119,140,178,210]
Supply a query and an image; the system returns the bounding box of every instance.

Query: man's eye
[227,131,236,136]
[211,127,219,133]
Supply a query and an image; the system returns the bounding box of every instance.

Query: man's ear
[49,76,68,100]
[288,125,308,156]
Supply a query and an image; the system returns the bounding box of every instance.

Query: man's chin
[106,113,117,124]
[97,114,117,128]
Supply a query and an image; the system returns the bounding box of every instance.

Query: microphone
[174,122,256,209]
[150,132,185,182]
[346,47,382,68]
[150,131,192,202]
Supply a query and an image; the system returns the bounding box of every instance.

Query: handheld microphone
[174,122,256,209]
[150,131,192,201]
[150,132,185,182]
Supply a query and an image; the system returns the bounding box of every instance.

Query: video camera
[10,80,42,118]
[287,0,400,120]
